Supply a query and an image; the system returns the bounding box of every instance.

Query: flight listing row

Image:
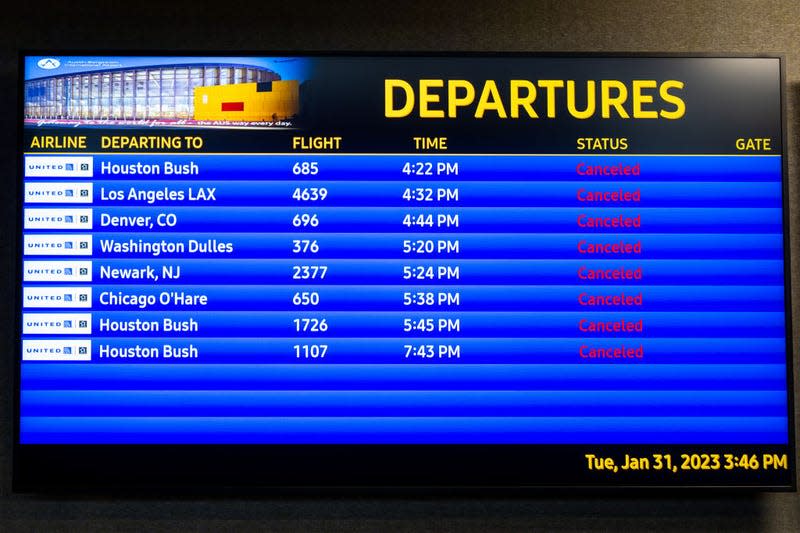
[21,233,786,259]
[20,335,788,364]
[18,388,788,419]
[19,362,788,392]
[18,414,789,444]
[23,181,783,207]
[19,285,786,312]
[21,206,785,233]
[20,259,787,285]
[23,154,781,182]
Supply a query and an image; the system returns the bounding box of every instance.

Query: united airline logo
[22,339,91,361]
[25,156,93,178]
[24,260,92,282]
[23,286,92,309]
[37,58,61,70]
[24,208,92,230]
[24,234,93,256]
[23,313,92,334]
[25,183,93,204]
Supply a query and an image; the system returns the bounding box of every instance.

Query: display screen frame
[12,50,796,492]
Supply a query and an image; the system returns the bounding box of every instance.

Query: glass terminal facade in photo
[24,64,283,120]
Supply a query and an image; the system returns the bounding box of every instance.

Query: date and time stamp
[585,452,790,474]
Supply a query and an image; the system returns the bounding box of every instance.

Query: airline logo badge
[24,156,93,178]
[25,182,93,204]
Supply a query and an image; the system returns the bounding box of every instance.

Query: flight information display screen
[15,54,794,490]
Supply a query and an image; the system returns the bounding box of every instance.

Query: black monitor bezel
[12,51,796,493]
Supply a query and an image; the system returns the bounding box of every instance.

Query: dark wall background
[1,1,798,531]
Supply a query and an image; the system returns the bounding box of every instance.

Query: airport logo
[23,286,92,309]
[22,339,91,361]
[25,156,93,178]
[36,58,61,70]
[24,260,92,282]
[24,234,92,256]
[24,208,92,230]
[25,182,93,204]
[23,313,92,334]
